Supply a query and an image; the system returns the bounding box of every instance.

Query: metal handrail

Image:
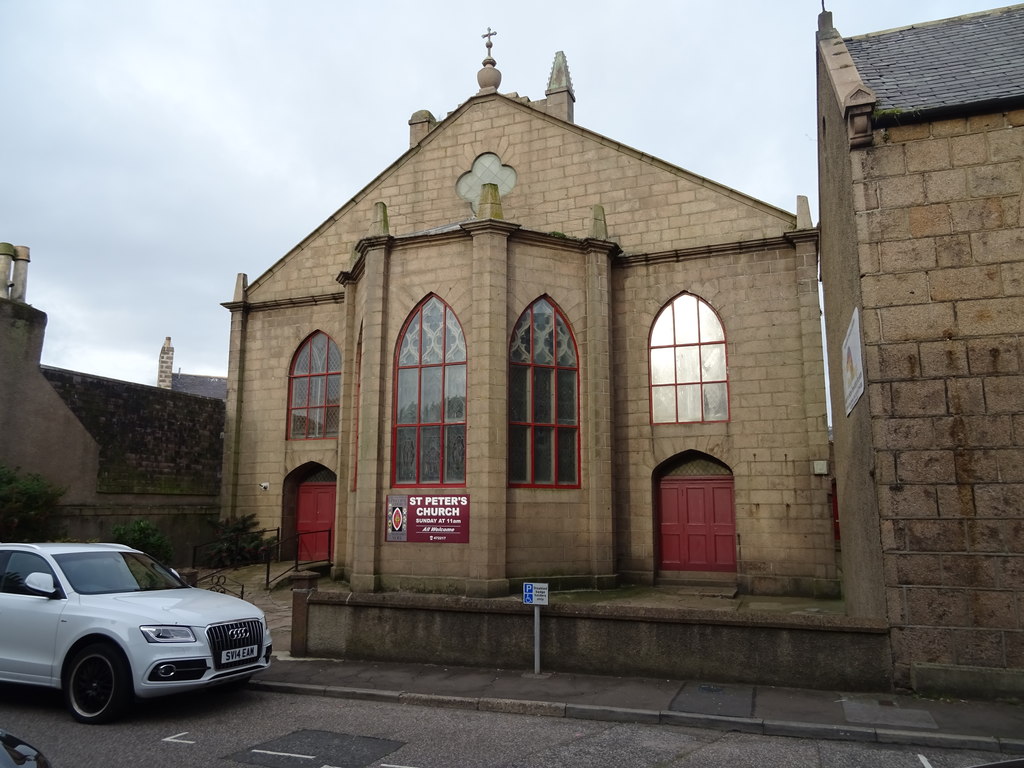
[265,528,333,590]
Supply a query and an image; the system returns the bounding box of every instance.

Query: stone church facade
[221,47,834,599]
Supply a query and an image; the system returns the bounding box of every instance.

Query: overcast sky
[2,0,999,385]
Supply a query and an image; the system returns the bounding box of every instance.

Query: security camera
[259,482,270,491]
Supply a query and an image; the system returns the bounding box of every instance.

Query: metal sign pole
[533,604,541,675]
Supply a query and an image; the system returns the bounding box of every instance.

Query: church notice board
[386,494,470,543]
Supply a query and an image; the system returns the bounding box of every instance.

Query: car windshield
[54,551,186,594]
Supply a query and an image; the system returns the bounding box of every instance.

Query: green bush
[111,519,175,565]
[0,465,66,541]
[202,513,276,568]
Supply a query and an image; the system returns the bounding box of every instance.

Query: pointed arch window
[288,331,342,439]
[509,298,579,487]
[393,296,467,486]
[650,294,729,423]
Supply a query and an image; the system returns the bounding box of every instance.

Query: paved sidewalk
[224,566,1024,756]
[251,653,1024,755]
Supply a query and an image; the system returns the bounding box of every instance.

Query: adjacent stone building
[817,5,1024,696]
[0,249,224,563]
[222,46,834,599]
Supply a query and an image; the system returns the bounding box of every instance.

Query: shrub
[111,519,175,565]
[0,465,66,541]
[202,513,276,568]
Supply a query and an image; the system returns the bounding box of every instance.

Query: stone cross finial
[482,27,497,54]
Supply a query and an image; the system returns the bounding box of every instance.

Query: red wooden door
[659,477,736,572]
[296,482,335,561]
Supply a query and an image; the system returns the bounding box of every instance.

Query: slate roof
[172,372,227,400]
[845,4,1024,119]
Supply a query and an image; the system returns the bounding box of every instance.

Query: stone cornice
[221,291,346,314]
[615,235,805,269]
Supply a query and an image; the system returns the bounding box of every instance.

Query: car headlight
[140,625,197,643]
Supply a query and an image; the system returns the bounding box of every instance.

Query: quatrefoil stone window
[456,153,517,213]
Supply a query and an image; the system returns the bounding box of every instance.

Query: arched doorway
[287,465,336,562]
[657,452,736,575]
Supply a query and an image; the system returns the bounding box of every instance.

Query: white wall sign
[842,308,865,416]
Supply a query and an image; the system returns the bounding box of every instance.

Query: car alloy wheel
[64,643,131,724]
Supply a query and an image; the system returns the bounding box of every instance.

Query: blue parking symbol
[523,583,534,604]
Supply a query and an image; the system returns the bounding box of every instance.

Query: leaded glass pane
[557,428,577,484]
[420,366,442,423]
[677,384,702,422]
[699,301,725,342]
[533,301,554,364]
[445,309,466,363]
[326,374,341,405]
[294,343,310,375]
[704,383,728,421]
[556,370,576,425]
[310,333,328,373]
[508,425,529,483]
[652,386,675,422]
[291,380,308,407]
[420,425,441,482]
[421,299,444,364]
[533,367,553,423]
[307,407,324,438]
[444,364,466,421]
[673,295,699,345]
[533,426,553,484]
[309,376,325,407]
[444,425,465,483]
[651,310,674,347]
[510,314,531,363]
[399,321,420,365]
[291,412,307,438]
[555,315,576,366]
[676,346,700,383]
[651,347,675,385]
[702,343,726,381]
[396,368,418,424]
[325,406,340,437]
[509,365,529,422]
[396,427,417,483]
[327,340,342,371]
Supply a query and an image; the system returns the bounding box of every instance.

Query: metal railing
[265,528,333,590]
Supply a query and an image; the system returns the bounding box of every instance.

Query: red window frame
[649,293,729,424]
[392,296,467,487]
[287,331,342,439]
[508,297,580,488]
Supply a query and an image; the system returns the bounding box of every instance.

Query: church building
[220,39,833,599]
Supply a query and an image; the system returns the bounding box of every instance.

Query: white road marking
[918,755,934,768]
[252,748,315,759]
[161,732,195,744]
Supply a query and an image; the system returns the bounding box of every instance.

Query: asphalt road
[0,683,1017,768]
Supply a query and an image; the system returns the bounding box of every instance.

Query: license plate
[222,645,258,664]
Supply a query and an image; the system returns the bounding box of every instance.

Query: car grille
[207,619,263,670]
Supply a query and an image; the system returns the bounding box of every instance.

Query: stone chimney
[158,337,174,389]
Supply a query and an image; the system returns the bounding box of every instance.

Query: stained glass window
[509,298,579,486]
[394,296,467,485]
[650,294,729,423]
[288,332,342,439]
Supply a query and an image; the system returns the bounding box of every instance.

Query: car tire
[63,643,132,724]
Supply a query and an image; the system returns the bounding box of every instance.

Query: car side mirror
[24,572,58,597]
